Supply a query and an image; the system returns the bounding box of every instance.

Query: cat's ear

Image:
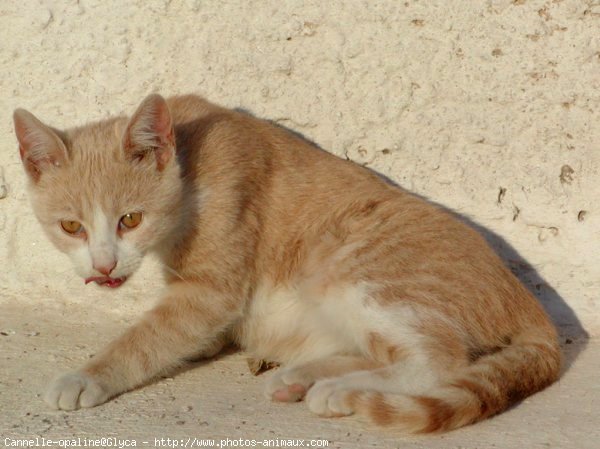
[122,94,175,171]
[13,109,69,183]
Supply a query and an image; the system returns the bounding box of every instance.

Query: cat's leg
[304,362,435,417]
[45,282,240,410]
[265,356,383,402]
[303,335,461,419]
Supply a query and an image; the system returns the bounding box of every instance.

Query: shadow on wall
[262,114,590,375]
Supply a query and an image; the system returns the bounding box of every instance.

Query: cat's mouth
[84,276,127,288]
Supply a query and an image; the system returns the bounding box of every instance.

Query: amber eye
[119,212,143,230]
[60,220,83,235]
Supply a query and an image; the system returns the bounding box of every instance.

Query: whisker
[162,264,186,281]
[162,264,200,288]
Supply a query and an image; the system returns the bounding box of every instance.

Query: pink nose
[94,261,117,276]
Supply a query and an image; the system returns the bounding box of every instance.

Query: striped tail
[350,328,561,433]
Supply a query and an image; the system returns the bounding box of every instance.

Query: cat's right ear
[13,109,69,183]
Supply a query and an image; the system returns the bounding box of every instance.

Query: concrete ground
[0,298,597,449]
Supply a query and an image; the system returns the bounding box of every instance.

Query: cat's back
[165,94,453,237]
[164,94,491,254]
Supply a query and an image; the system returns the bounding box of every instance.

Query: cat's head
[13,94,182,288]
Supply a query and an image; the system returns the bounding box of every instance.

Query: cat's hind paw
[305,379,354,417]
[44,371,110,410]
[265,367,313,403]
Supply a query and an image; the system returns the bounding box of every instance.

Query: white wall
[0,0,598,336]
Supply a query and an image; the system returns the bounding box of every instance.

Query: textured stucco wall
[0,0,598,336]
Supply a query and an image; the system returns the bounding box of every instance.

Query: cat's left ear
[122,94,175,171]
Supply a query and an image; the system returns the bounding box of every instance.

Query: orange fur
[14,94,560,430]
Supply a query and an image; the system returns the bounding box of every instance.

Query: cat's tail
[349,327,561,433]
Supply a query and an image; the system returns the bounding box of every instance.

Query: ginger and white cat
[13,94,560,432]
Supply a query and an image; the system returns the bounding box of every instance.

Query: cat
[13,94,561,432]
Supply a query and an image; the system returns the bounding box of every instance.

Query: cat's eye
[60,220,83,235]
[119,212,143,230]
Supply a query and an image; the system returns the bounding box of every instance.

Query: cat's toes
[44,371,110,410]
[265,367,313,402]
[305,379,354,417]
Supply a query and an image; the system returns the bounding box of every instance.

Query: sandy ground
[0,0,599,447]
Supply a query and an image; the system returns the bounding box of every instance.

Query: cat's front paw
[44,372,110,410]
